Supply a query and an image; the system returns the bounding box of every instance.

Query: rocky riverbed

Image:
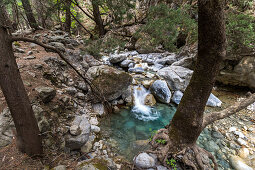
[0,29,254,169]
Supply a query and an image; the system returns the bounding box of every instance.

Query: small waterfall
[131,85,160,121]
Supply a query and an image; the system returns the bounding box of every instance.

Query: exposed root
[138,128,219,170]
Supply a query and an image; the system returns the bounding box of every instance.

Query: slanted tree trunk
[33,0,46,28]
[21,0,39,30]
[12,0,19,30]
[91,0,106,37]
[0,7,42,156]
[64,0,71,33]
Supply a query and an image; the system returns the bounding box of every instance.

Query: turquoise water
[101,103,176,160]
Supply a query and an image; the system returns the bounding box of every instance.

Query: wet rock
[35,86,56,103]
[172,90,183,104]
[109,54,127,63]
[145,94,156,106]
[86,65,132,101]
[142,80,154,89]
[157,66,193,91]
[150,80,171,104]
[122,85,133,104]
[65,115,91,150]
[134,152,156,169]
[206,93,222,107]
[229,155,253,170]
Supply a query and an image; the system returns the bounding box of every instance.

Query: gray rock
[86,65,132,101]
[27,51,33,55]
[165,54,177,65]
[171,56,195,69]
[229,155,253,170]
[65,115,91,150]
[109,54,127,63]
[206,93,222,107]
[217,56,255,89]
[48,42,65,52]
[15,48,25,53]
[120,59,133,67]
[70,125,81,136]
[24,56,36,60]
[0,108,14,147]
[83,55,102,67]
[78,164,99,170]
[93,103,106,116]
[150,80,171,104]
[35,86,56,103]
[122,85,133,104]
[134,152,156,169]
[53,165,66,170]
[65,87,77,95]
[156,165,168,170]
[76,92,85,100]
[172,90,183,104]
[128,67,144,73]
[157,66,193,91]
[91,125,100,133]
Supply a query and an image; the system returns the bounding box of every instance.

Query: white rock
[229,127,237,132]
[90,117,99,125]
[70,125,80,136]
[237,138,247,146]
[238,148,250,159]
[229,155,253,170]
[91,125,100,133]
[134,152,156,169]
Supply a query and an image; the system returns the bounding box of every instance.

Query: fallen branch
[11,36,112,113]
[203,92,255,128]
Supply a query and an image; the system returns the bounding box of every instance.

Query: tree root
[144,128,218,170]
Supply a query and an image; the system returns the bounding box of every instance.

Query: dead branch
[11,36,112,113]
[203,92,255,128]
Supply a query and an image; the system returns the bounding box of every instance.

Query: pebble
[238,148,250,159]
[237,138,247,146]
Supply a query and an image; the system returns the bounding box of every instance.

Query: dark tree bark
[0,7,42,156]
[21,0,39,29]
[33,0,46,28]
[168,0,226,150]
[64,0,71,33]
[91,0,106,37]
[12,0,19,30]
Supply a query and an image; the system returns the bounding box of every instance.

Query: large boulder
[157,66,193,91]
[217,56,255,89]
[86,65,132,101]
[109,54,127,64]
[65,115,91,150]
[150,80,171,104]
[134,152,156,169]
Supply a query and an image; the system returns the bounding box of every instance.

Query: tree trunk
[0,8,42,156]
[92,0,106,37]
[168,0,226,150]
[33,0,46,28]
[21,0,39,30]
[64,0,71,33]
[12,0,19,30]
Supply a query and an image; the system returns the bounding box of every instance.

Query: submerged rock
[134,152,156,169]
[150,80,171,104]
[86,65,132,101]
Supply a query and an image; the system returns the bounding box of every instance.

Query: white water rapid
[131,85,160,121]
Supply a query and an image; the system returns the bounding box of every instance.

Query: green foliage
[136,4,197,52]
[228,0,254,11]
[166,158,177,170]
[82,35,127,58]
[149,128,157,141]
[156,139,166,145]
[226,11,255,53]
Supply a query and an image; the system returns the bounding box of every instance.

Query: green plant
[136,4,197,52]
[149,128,157,141]
[156,139,167,145]
[226,11,255,53]
[166,158,177,170]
